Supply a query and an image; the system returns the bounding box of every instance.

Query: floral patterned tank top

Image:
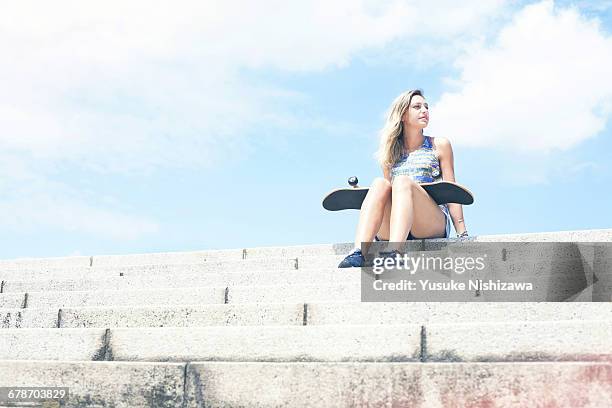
[390,135,441,183]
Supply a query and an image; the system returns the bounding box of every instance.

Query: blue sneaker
[338,249,365,268]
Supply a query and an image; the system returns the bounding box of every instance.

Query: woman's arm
[435,137,467,236]
[383,165,391,183]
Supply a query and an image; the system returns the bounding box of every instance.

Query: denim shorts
[375,204,451,241]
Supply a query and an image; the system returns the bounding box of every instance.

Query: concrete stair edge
[2,360,612,408]
[1,228,610,270]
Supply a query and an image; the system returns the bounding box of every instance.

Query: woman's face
[402,95,429,129]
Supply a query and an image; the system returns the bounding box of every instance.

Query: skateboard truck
[348,176,359,188]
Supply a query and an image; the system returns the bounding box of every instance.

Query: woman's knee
[392,175,417,191]
[363,178,391,209]
[370,177,391,195]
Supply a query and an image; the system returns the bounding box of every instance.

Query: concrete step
[0,286,226,309]
[461,228,612,242]
[423,320,612,362]
[0,243,354,271]
[92,243,354,266]
[0,307,59,328]
[0,328,107,361]
[1,229,610,271]
[183,361,612,407]
[0,325,422,362]
[3,247,609,292]
[1,229,610,270]
[1,229,609,275]
[0,303,306,328]
[1,321,611,363]
[3,360,610,407]
[305,301,612,325]
[0,254,597,285]
[1,269,361,293]
[225,284,361,303]
[0,360,185,407]
[3,302,612,329]
[57,303,305,328]
[0,231,609,406]
[0,257,349,281]
[0,284,361,309]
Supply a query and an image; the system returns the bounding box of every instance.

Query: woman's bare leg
[353,178,391,249]
[384,175,446,248]
[376,196,392,240]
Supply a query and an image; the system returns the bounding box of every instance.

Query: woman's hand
[435,137,468,236]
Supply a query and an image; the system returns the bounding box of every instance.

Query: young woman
[338,89,468,268]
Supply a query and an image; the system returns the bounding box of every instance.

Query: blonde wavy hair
[376,89,425,169]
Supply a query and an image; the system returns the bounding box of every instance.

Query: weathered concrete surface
[1,264,319,282]
[18,284,360,309]
[1,360,609,407]
[0,256,347,281]
[0,328,105,360]
[417,362,612,407]
[231,243,354,259]
[0,229,608,271]
[60,303,304,328]
[24,286,225,308]
[9,302,612,329]
[0,308,58,328]
[0,255,92,271]
[306,302,612,325]
[0,231,610,406]
[0,263,351,283]
[2,269,361,293]
[0,360,185,407]
[108,325,421,362]
[184,361,612,407]
[430,228,612,243]
[227,284,361,303]
[0,292,26,308]
[425,320,612,362]
[91,243,354,266]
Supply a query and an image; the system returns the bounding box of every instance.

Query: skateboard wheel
[348,176,359,187]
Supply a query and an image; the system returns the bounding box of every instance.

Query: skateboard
[323,177,474,211]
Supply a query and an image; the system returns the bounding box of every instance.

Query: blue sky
[1,0,612,258]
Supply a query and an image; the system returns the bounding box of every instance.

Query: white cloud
[0,195,159,240]
[493,151,604,186]
[429,0,612,153]
[0,162,159,239]
[0,1,513,170]
[0,0,512,238]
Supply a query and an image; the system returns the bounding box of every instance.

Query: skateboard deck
[323,179,474,211]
